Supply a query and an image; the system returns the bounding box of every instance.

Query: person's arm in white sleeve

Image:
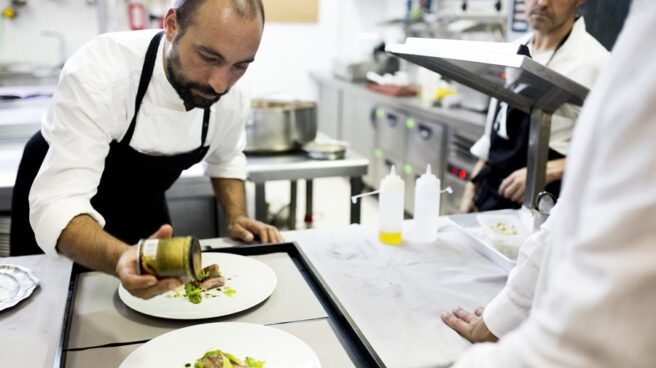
[453,3,656,366]
[441,203,560,342]
[29,71,115,258]
[203,88,249,181]
[482,203,560,337]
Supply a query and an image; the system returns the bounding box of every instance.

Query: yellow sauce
[379,231,402,245]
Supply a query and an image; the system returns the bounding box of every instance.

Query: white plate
[119,253,277,319]
[0,264,40,311]
[121,322,321,368]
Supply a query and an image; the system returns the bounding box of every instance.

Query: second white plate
[120,322,321,368]
[118,252,277,319]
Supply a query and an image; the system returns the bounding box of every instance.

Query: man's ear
[163,8,178,42]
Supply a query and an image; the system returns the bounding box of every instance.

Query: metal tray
[54,242,385,367]
[447,212,520,272]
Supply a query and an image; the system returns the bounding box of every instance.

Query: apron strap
[122,31,164,145]
[201,108,210,146]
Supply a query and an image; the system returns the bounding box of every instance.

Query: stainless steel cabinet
[406,119,446,175]
[377,108,407,158]
[317,83,343,139]
[311,73,485,215]
[342,94,380,187]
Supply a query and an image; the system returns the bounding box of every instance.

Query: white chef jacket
[482,203,560,338]
[470,17,609,160]
[455,1,656,366]
[29,30,250,258]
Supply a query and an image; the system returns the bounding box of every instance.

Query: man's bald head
[173,0,265,34]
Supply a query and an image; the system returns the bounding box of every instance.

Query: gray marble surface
[286,218,509,368]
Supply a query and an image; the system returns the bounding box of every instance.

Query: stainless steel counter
[0,255,73,367]
[310,71,486,137]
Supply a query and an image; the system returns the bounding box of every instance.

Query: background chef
[460,0,609,212]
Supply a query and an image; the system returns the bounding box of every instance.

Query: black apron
[471,103,564,211]
[10,31,211,256]
[471,29,572,212]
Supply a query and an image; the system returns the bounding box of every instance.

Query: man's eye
[200,53,218,64]
[234,64,248,71]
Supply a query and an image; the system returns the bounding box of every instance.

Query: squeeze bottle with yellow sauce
[378,165,405,245]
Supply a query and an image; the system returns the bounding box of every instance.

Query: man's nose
[208,66,230,95]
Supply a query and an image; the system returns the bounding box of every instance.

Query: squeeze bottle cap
[416,164,440,188]
[381,165,403,186]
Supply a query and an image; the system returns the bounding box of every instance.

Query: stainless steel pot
[245,99,317,153]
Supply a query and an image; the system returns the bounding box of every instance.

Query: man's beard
[166,46,227,109]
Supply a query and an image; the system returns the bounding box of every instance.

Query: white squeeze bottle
[378,165,405,245]
[412,165,440,243]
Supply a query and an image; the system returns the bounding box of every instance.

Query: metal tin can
[136,236,202,280]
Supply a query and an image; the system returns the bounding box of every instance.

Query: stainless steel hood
[387,38,589,113]
[386,38,590,213]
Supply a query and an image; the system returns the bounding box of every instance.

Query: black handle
[387,113,398,127]
[418,124,432,140]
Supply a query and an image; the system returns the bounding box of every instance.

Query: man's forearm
[211,178,247,222]
[465,159,487,193]
[56,214,129,276]
[546,158,566,184]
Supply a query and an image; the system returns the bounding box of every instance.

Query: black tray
[55,242,385,367]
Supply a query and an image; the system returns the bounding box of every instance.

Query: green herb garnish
[245,356,265,368]
[223,287,237,298]
[192,349,264,368]
[184,283,203,304]
[196,270,210,282]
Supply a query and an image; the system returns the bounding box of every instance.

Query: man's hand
[499,167,527,203]
[115,224,183,299]
[228,215,283,244]
[441,307,498,344]
[460,182,478,213]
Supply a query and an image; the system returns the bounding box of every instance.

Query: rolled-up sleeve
[470,98,498,161]
[203,89,249,180]
[29,72,119,258]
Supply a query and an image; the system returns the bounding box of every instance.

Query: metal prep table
[246,150,369,229]
[0,217,509,368]
[168,148,369,235]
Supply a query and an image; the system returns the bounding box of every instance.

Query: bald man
[11,0,282,298]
